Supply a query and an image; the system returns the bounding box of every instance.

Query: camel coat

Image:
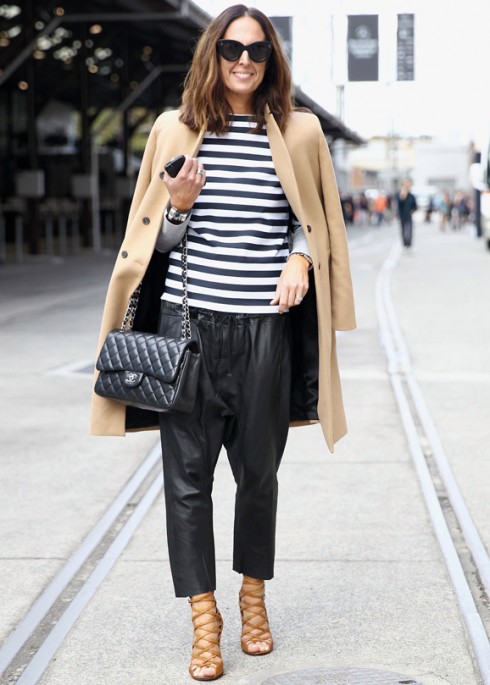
[90,107,356,452]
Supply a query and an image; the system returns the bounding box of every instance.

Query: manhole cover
[262,667,423,685]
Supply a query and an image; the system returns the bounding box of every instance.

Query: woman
[91,4,355,681]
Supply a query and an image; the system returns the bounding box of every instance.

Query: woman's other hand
[163,156,206,211]
[270,254,310,313]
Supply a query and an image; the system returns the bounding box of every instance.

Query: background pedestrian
[397,179,418,250]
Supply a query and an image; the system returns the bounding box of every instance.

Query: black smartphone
[164,154,186,178]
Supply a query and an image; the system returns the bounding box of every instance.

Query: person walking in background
[424,196,434,223]
[373,192,388,226]
[397,179,418,250]
[90,4,356,681]
[357,192,369,226]
[438,190,452,231]
[340,190,355,225]
[453,191,470,230]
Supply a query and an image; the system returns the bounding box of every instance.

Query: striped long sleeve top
[161,115,310,314]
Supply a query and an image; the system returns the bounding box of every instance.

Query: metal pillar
[25,0,40,255]
[79,31,92,248]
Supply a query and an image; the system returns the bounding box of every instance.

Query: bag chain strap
[120,285,141,332]
[120,233,191,340]
[180,233,192,340]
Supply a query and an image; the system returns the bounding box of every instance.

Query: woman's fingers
[180,157,206,183]
[270,286,307,313]
[270,259,309,312]
[164,156,205,209]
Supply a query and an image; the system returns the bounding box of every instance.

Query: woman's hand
[270,254,310,313]
[163,156,206,211]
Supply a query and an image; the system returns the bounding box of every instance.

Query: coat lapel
[265,108,306,227]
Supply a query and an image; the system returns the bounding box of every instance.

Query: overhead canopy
[0,0,363,145]
[294,87,364,145]
[0,0,364,256]
[0,0,209,122]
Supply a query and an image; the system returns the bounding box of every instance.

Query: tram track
[376,240,490,684]
[0,443,163,684]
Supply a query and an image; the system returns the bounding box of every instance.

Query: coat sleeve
[317,125,356,331]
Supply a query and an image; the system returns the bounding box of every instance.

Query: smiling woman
[91,3,355,682]
[179,4,293,134]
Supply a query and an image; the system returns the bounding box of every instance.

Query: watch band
[167,206,190,224]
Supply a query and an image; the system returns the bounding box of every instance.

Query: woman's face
[218,16,268,113]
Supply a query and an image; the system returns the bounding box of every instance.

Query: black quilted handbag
[95,235,200,414]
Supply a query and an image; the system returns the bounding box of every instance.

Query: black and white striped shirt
[162,115,308,314]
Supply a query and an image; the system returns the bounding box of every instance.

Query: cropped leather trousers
[158,300,291,597]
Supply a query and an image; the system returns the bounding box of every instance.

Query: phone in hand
[164,154,186,178]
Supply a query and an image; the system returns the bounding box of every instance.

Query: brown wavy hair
[179,5,294,134]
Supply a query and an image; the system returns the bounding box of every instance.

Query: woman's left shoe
[239,576,274,655]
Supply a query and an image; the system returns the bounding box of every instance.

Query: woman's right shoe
[188,592,224,681]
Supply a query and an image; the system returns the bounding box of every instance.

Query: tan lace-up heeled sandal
[239,576,274,655]
[188,592,224,681]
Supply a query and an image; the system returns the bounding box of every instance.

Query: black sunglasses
[217,39,273,63]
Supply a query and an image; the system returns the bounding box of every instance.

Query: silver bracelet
[167,206,190,224]
[288,251,313,266]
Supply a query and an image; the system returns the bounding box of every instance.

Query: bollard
[45,215,54,256]
[15,215,23,263]
[59,214,67,257]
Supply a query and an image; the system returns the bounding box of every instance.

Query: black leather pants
[158,300,291,597]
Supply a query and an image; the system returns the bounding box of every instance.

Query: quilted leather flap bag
[96,331,195,384]
[94,234,200,414]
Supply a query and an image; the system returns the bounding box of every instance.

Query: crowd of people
[435,190,473,231]
[339,187,474,231]
[339,190,395,226]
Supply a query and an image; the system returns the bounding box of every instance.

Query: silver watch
[167,206,190,224]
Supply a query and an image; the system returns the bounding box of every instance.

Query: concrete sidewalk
[1,220,488,685]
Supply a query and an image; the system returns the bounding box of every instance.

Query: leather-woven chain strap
[120,233,191,340]
[180,233,191,340]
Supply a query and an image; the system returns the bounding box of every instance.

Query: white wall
[412,141,472,192]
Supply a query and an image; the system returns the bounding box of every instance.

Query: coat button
[142,216,150,225]
[318,262,321,270]
[121,250,128,258]
[159,171,165,179]
[307,225,312,232]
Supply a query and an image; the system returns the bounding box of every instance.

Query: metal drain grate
[261,667,423,685]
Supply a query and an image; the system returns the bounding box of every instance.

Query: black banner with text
[397,13,415,80]
[347,15,379,82]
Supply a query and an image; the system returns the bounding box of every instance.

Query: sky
[197,0,490,147]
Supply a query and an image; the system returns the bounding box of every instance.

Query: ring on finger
[295,295,303,303]
[196,168,205,176]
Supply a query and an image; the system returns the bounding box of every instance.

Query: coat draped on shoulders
[90,107,356,452]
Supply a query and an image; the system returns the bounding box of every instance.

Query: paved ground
[1,216,489,685]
